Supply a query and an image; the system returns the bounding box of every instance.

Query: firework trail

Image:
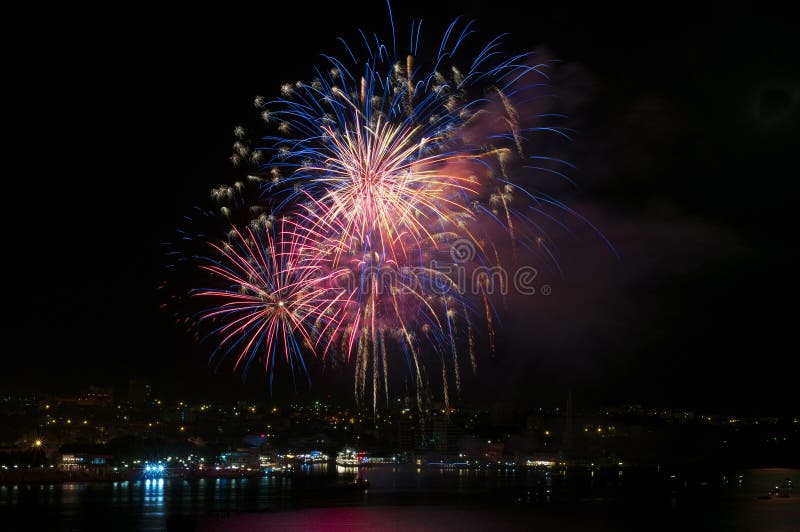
[176,10,613,412]
[192,220,346,388]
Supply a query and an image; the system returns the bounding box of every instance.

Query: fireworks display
[171,13,611,411]
[193,221,344,389]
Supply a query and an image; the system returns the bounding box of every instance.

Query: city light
[144,463,166,477]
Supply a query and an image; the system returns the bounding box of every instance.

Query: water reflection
[302,463,329,475]
[336,465,362,475]
[143,478,164,516]
[0,467,797,531]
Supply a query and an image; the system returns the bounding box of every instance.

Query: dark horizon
[3,4,797,415]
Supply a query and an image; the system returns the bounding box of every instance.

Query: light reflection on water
[143,478,165,517]
[0,467,796,531]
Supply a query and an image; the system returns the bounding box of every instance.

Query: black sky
[3,3,797,412]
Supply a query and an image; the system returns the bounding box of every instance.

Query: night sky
[3,4,797,413]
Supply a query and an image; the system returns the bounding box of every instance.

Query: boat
[341,476,369,490]
[760,479,794,500]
